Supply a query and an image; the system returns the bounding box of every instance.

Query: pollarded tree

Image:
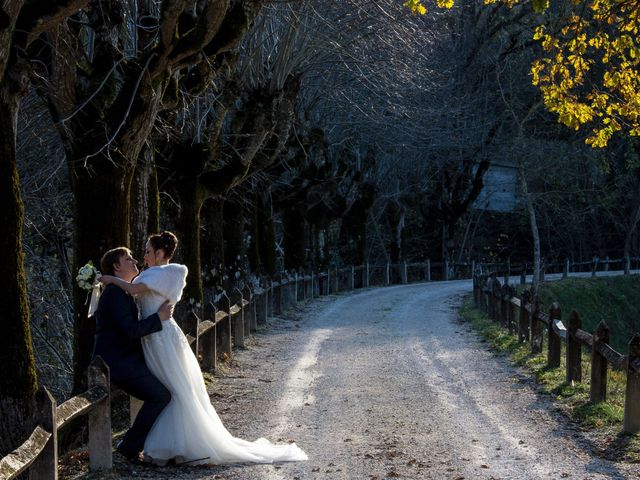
[37,0,264,391]
[158,73,300,316]
[0,0,85,454]
[157,1,325,311]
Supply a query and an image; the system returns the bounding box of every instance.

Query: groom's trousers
[114,373,171,456]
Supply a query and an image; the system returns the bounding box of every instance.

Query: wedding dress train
[134,264,308,465]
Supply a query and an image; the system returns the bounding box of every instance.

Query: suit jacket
[92,284,162,381]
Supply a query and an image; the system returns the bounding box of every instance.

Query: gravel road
[102,280,640,480]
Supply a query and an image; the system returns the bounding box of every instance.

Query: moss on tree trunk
[0,85,38,454]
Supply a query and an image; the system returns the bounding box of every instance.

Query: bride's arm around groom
[91,246,174,464]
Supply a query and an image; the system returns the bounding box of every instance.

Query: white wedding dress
[134,264,308,465]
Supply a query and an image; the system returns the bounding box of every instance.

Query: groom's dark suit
[93,284,171,459]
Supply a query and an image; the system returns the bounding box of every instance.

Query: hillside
[538,275,640,354]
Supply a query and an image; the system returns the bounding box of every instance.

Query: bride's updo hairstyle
[148,231,178,260]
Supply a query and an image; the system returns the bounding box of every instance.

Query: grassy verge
[533,275,640,354]
[459,298,640,462]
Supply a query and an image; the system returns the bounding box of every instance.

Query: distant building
[473,162,517,212]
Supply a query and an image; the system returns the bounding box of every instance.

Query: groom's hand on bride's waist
[158,300,174,321]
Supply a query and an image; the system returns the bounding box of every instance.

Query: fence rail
[5,257,639,478]
[473,274,640,434]
[0,357,111,480]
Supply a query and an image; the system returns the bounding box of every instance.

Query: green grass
[533,275,640,354]
[459,299,626,429]
[460,298,640,462]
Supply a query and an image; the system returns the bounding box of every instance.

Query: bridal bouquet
[77,262,102,317]
[76,261,101,291]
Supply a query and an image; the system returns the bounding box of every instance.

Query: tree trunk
[175,183,206,324]
[248,187,261,275]
[257,190,277,276]
[202,197,225,288]
[0,82,38,455]
[518,156,540,292]
[68,152,134,391]
[223,198,246,277]
[130,146,160,257]
[283,206,306,270]
[624,185,640,274]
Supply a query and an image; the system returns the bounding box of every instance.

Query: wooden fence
[473,273,640,434]
[0,357,111,480]
[4,257,638,478]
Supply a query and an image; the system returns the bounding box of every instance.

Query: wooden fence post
[624,334,640,433]
[130,397,142,426]
[325,268,330,293]
[201,305,217,371]
[231,294,245,349]
[520,263,526,285]
[364,263,369,288]
[426,259,431,282]
[311,271,316,296]
[590,320,610,403]
[244,285,256,332]
[88,357,112,470]
[530,296,543,353]
[218,293,232,358]
[401,262,408,284]
[592,257,599,277]
[385,262,390,285]
[256,290,267,325]
[488,276,495,319]
[547,303,562,368]
[351,265,355,290]
[444,260,450,281]
[563,258,569,278]
[238,286,251,338]
[519,290,531,343]
[507,285,516,334]
[491,277,501,322]
[185,311,199,355]
[183,310,199,353]
[281,277,288,310]
[481,276,489,314]
[500,284,509,328]
[273,281,282,314]
[473,276,479,307]
[566,310,583,383]
[30,387,57,480]
[267,280,274,317]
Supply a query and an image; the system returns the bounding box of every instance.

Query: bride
[99,231,307,466]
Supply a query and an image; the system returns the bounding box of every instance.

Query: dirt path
[101,281,639,479]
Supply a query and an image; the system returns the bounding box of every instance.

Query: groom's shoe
[116,444,154,467]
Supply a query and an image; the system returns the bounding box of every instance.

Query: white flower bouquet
[76,261,101,291]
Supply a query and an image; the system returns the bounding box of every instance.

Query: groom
[92,247,173,464]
